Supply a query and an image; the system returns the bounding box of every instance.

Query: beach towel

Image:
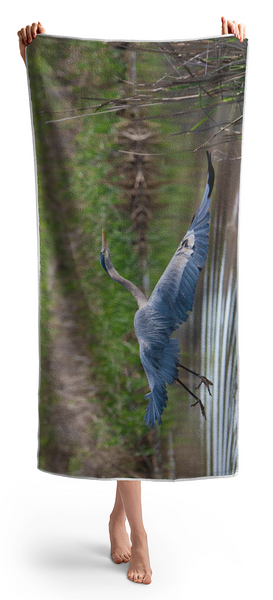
[26,34,248,479]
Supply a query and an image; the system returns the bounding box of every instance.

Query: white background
[1,1,272,598]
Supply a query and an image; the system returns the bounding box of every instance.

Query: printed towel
[26,34,248,479]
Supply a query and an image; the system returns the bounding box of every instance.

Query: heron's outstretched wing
[148,151,214,329]
[136,151,214,427]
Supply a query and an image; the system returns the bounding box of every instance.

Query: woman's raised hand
[221,17,246,42]
[17,22,46,65]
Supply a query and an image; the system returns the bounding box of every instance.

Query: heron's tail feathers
[143,338,180,428]
[144,386,167,428]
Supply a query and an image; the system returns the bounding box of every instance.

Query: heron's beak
[101,229,108,253]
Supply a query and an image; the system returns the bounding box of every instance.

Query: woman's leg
[109,484,131,564]
[117,481,152,584]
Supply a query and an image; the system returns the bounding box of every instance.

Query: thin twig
[45,95,200,124]
[192,115,243,152]
[116,150,163,156]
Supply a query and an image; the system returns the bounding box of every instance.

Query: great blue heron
[100,151,214,428]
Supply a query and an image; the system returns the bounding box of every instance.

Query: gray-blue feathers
[101,151,214,428]
[134,151,214,427]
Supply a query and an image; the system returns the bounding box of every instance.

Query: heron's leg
[175,377,207,420]
[178,363,213,396]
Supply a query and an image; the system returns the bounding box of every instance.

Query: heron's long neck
[105,257,147,309]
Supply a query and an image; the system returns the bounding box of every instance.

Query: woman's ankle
[109,510,126,525]
[130,527,147,543]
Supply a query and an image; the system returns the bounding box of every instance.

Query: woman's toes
[109,516,131,564]
[122,555,129,563]
[127,569,151,584]
[111,552,123,564]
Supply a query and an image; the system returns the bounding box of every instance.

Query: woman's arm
[17,21,46,66]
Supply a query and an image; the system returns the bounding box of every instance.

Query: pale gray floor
[1,474,271,600]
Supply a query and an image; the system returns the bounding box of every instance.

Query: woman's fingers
[37,22,46,34]
[238,22,246,41]
[233,20,239,37]
[221,17,246,41]
[226,19,236,34]
[17,30,24,49]
[31,22,38,40]
[221,17,228,35]
[17,22,46,65]
[26,24,32,43]
[18,27,27,45]
[17,22,46,45]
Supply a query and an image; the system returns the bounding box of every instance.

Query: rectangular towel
[26,34,248,479]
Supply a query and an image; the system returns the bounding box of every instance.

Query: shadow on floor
[24,537,129,575]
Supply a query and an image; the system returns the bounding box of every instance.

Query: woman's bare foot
[109,514,131,564]
[127,531,152,584]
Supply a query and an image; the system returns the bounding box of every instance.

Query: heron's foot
[175,377,207,420]
[191,398,207,420]
[178,364,213,396]
[195,376,213,396]
[127,531,152,585]
[109,514,131,564]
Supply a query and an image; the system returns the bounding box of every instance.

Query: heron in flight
[100,151,214,428]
